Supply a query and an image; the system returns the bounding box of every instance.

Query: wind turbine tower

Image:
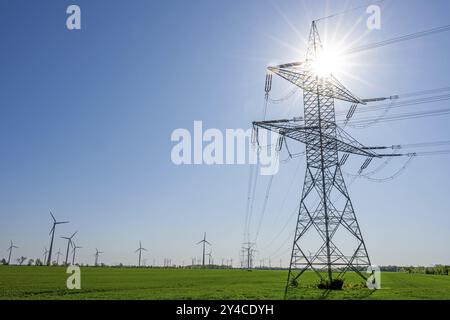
[71,241,82,265]
[135,241,147,267]
[56,249,62,265]
[196,232,211,268]
[7,241,18,265]
[47,211,69,266]
[207,250,213,265]
[61,231,77,265]
[94,248,103,266]
[43,247,49,264]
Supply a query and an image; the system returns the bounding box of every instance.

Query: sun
[310,46,345,78]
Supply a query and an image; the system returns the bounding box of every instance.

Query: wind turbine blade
[49,225,55,236]
[142,248,147,251]
[196,240,203,245]
[135,248,140,253]
[56,221,69,224]
[50,211,56,222]
[70,231,77,239]
[205,241,211,245]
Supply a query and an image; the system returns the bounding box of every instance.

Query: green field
[0,266,449,300]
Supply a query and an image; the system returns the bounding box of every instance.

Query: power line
[243,162,256,243]
[340,87,450,128]
[337,91,450,117]
[259,159,302,250]
[268,87,298,104]
[399,140,450,149]
[342,107,450,127]
[253,174,274,242]
[414,149,450,156]
[345,23,450,55]
[345,154,415,182]
[314,0,386,22]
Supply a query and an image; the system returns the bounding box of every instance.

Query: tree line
[381,265,450,275]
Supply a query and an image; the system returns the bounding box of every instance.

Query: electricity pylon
[253,21,398,295]
[241,242,255,270]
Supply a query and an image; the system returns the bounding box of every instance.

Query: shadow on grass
[286,286,376,300]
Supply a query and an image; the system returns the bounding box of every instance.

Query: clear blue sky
[1,0,449,267]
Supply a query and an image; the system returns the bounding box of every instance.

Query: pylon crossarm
[253,120,378,158]
[267,64,364,104]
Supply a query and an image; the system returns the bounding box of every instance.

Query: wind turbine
[56,249,62,265]
[47,211,69,266]
[7,241,18,265]
[61,231,77,265]
[207,250,213,265]
[196,232,211,268]
[71,241,82,265]
[94,248,103,266]
[43,247,49,264]
[135,241,147,267]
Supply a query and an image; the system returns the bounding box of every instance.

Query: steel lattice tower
[253,21,395,294]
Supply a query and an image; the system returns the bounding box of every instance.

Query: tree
[17,256,27,265]
[27,259,34,266]
[1,258,7,265]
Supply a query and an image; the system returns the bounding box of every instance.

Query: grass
[0,266,449,300]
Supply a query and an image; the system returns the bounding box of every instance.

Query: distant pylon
[241,242,255,270]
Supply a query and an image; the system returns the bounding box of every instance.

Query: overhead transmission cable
[253,174,274,243]
[342,107,450,127]
[253,137,284,243]
[342,87,450,127]
[313,3,450,57]
[314,0,386,22]
[345,23,450,55]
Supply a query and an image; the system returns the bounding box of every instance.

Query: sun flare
[310,47,345,78]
